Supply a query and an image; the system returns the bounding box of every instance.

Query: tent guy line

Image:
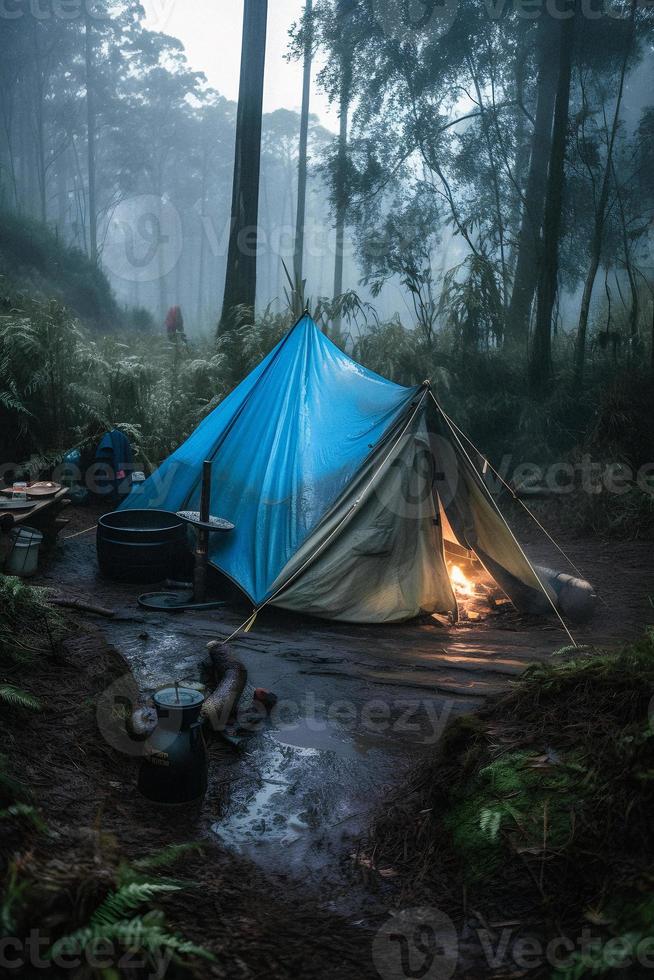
[430,391,578,648]
[433,397,591,588]
[121,314,593,637]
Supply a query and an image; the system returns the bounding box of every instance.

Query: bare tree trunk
[0,74,19,210]
[468,59,508,311]
[85,11,98,264]
[332,97,348,320]
[56,152,68,236]
[219,0,268,333]
[294,0,313,291]
[196,146,208,325]
[332,52,351,329]
[573,1,635,386]
[29,21,47,223]
[505,14,558,350]
[506,41,529,273]
[529,7,576,394]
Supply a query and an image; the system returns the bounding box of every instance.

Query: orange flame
[450,564,475,596]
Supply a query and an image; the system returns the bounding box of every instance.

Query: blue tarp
[122,315,420,604]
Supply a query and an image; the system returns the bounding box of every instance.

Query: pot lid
[153,686,204,709]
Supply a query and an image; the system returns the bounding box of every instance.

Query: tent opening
[439,503,511,623]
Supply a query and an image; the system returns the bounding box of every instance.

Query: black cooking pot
[97,509,187,583]
[137,686,207,805]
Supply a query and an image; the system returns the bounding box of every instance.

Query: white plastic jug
[5,526,43,578]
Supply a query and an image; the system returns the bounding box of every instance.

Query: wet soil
[23,504,654,975]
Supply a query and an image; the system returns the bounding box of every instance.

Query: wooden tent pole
[194,460,212,603]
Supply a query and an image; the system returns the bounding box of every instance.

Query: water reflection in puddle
[212,740,319,852]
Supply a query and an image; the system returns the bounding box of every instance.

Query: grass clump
[368,630,654,974]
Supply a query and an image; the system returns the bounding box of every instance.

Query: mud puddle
[98,615,449,908]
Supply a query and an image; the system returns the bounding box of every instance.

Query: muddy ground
[23,503,654,977]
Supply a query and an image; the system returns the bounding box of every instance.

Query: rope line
[429,392,578,648]
[63,524,97,540]
[435,403,594,588]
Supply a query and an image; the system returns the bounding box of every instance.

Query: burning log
[448,563,496,621]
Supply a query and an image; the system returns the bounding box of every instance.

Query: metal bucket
[96,510,187,584]
[5,526,43,578]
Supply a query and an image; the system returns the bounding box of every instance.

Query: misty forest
[1,1,654,978]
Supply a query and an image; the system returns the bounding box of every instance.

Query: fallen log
[51,596,115,618]
[201,641,247,732]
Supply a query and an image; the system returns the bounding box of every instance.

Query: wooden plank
[9,488,69,527]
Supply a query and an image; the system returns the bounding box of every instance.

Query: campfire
[446,560,508,622]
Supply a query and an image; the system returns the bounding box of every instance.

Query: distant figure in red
[165,305,185,338]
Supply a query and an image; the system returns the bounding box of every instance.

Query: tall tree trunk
[505,14,558,350]
[219,0,268,333]
[294,0,313,293]
[29,21,47,223]
[85,11,98,264]
[506,40,529,273]
[332,53,351,329]
[196,146,208,325]
[469,59,508,311]
[0,77,19,211]
[573,1,635,386]
[56,152,68,236]
[614,162,639,356]
[529,6,576,394]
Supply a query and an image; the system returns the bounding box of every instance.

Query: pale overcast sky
[141,0,336,127]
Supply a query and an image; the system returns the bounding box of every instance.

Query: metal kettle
[137,685,208,805]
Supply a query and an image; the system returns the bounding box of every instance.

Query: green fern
[49,882,214,966]
[479,807,503,841]
[129,842,204,874]
[90,882,181,928]
[0,685,41,711]
[51,914,214,962]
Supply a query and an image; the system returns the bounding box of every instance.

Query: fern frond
[0,685,41,711]
[91,882,181,928]
[130,842,204,873]
[50,915,215,963]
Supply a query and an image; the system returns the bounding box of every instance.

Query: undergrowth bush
[0,210,118,329]
[1,275,653,537]
[368,630,654,977]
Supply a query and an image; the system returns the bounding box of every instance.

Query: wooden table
[0,488,71,555]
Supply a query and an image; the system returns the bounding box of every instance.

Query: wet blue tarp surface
[121,316,418,603]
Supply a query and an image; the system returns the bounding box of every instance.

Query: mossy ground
[368,630,654,977]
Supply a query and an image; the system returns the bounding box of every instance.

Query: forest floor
[12,504,654,978]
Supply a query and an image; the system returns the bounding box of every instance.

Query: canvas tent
[121,314,561,625]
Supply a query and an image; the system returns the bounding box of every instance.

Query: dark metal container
[96,509,187,583]
[137,686,207,805]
